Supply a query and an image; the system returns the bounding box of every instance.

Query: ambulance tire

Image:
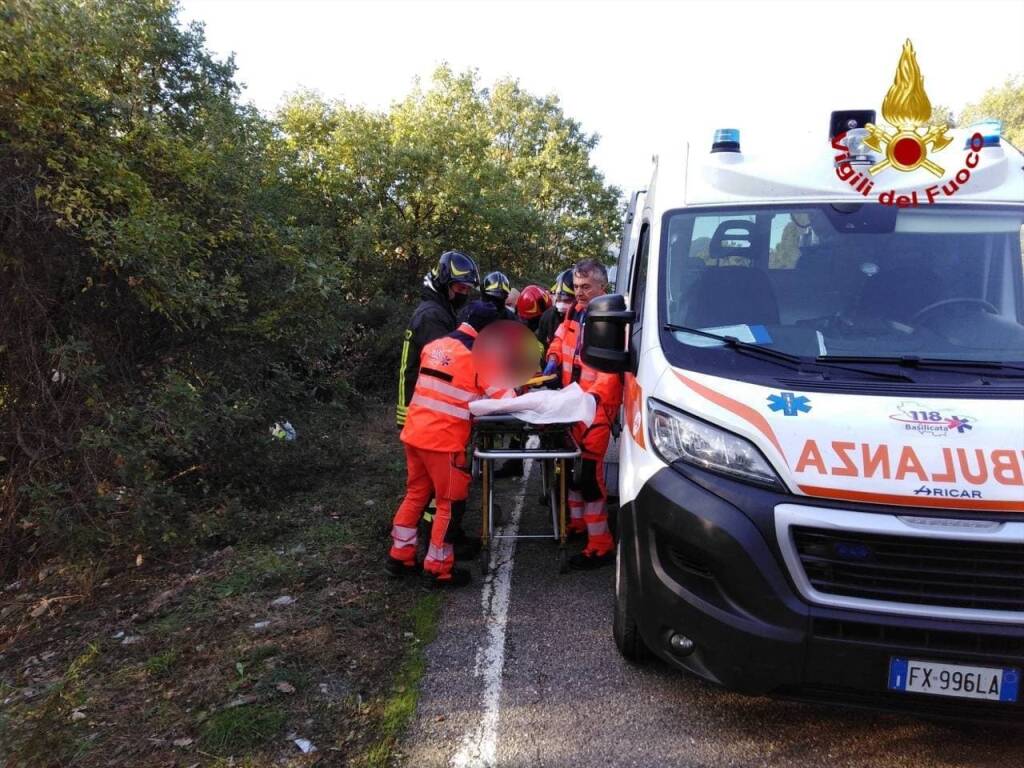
[613,534,648,664]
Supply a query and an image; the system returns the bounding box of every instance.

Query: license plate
[889,657,1019,703]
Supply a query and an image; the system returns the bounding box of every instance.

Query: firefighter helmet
[434,250,480,289]
[482,271,512,301]
[515,284,551,320]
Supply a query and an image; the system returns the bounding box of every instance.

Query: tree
[276,66,622,294]
[0,0,354,568]
[929,104,955,129]
[0,6,622,571]
[959,75,1024,147]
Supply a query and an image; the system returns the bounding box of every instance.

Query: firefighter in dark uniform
[397,250,480,427]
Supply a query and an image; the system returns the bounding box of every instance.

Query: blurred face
[572,270,605,308]
[554,293,573,314]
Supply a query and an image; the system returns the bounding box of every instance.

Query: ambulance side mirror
[582,294,634,373]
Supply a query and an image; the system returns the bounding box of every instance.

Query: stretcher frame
[471,416,581,575]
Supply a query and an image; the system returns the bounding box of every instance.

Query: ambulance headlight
[647,399,783,489]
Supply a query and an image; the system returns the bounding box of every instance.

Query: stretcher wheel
[559,548,569,575]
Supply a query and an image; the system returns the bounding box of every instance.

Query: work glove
[542,358,559,377]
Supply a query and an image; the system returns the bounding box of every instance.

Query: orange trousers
[568,418,613,556]
[390,444,471,578]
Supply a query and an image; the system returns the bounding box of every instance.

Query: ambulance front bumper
[622,465,1024,717]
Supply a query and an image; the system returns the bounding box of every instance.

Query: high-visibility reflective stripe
[425,543,453,563]
[584,500,605,515]
[580,369,598,383]
[409,393,471,420]
[417,376,478,402]
[587,520,609,536]
[392,525,417,546]
[568,494,584,521]
[398,334,412,410]
[485,386,503,396]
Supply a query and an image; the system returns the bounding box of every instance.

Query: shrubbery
[0,0,621,573]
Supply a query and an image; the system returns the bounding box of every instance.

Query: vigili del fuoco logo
[832,39,985,207]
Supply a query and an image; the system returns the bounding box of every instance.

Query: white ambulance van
[583,114,1024,715]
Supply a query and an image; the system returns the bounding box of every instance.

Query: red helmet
[515,284,551,320]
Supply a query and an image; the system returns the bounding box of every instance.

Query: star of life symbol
[946,415,972,434]
[863,39,953,177]
[428,348,452,367]
[767,392,811,417]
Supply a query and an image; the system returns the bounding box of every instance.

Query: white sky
[178,0,1024,193]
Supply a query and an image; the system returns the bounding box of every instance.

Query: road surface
[400,460,1022,768]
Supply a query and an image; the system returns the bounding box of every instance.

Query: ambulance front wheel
[613,535,648,663]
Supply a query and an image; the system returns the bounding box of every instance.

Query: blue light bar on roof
[965,118,1002,148]
[711,128,741,154]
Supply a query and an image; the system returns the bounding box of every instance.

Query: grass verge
[362,593,442,768]
[0,399,439,767]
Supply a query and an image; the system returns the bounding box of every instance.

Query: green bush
[0,0,621,573]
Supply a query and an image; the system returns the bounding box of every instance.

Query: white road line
[451,455,535,768]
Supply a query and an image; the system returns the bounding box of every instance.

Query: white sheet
[469,383,596,426]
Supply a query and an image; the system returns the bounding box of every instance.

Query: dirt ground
[0,400,434,767]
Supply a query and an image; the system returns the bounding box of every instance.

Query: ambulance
[583,113,1024,715]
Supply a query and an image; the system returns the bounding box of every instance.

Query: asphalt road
[399,460,1024,768]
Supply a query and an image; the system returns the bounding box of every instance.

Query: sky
[178,0,1024,193]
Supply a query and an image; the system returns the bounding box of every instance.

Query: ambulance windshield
[661,204,1024,372]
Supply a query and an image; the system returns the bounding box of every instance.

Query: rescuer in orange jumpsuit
[543,259,623,570]
[386,301,505,588]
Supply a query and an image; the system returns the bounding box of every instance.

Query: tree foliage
[0,1,621,571]
[276,67,621,292]
[959,75,1024,147]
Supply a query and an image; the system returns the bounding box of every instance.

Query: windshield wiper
[664,324,913,381]
[818,355,1024,377]
[664,324,804,369]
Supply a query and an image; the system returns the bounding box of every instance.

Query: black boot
[421,567,472,590]
[569,550,614,571]
[384,556,417,578]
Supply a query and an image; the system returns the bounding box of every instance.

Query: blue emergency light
[964,118,1002,148]
[711,128,741,154]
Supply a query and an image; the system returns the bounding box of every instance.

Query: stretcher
[471,415,581,575]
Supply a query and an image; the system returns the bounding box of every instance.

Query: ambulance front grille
[792,527,1024,613]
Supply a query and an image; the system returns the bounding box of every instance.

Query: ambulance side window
[630,222,651,333]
